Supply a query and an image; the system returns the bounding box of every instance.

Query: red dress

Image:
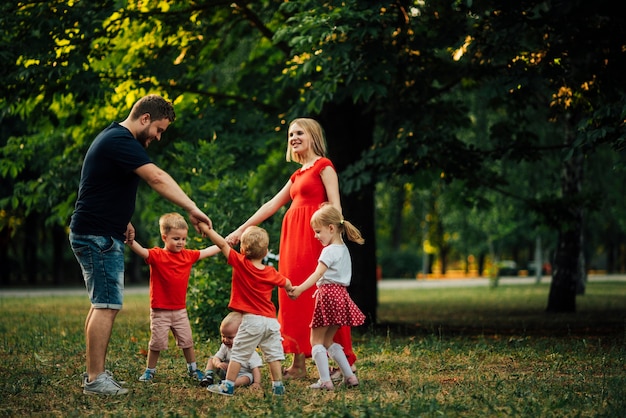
[277,157,356,363]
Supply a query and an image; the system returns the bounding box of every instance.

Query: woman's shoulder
[315,157,335,172]
[291,156,334,177]
[317,156,334,166]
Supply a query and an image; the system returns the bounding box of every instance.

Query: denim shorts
[69,232,125,309]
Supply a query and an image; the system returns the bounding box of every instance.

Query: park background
[1,2,625,416]
[2,1,626,334]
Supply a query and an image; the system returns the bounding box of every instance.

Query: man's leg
[86,307,118,382]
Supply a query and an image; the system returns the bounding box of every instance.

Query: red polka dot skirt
[310,284,366,328]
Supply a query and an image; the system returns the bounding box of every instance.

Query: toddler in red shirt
[199,223,292,396]
[128,212,219,383]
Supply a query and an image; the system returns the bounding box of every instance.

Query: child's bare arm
[198,245,221,260]
[290,263,326,299]
[250,367,262,390]
[127,239,149,259]
[198,222,230,258]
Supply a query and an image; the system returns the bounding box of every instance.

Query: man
[69,94,212,395]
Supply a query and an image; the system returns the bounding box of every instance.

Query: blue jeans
[69,232,125,309]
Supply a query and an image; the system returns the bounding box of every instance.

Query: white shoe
[83,372,129,395]
[309,380,334,391]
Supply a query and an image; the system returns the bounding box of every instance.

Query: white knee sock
[328,343,354,378]
[312,344,331,382]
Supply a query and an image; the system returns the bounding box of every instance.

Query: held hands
[124,223,135,245]
[188,207,212,233]
[225,230,242,247]
[287,285,303,300]
[197,221,212,237]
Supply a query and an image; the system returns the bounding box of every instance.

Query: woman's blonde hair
[159,212,188,235]
[240,226,270,260]
[286,118,328,163]
[310,203,364,245]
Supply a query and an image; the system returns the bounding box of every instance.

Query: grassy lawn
[0,281,624,417]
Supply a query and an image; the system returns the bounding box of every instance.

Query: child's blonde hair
[220,312,242,331]
[310,204,365,245]
[286,118,327,163]
[240,226,270,260]
[159,212,188,235]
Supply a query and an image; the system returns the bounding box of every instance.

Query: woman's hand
[225,230,242,246]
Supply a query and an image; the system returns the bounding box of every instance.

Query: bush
[187,258,232,341]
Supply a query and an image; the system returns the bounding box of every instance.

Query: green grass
[0,282,624,417]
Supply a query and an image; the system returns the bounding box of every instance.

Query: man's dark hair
[131,94,176,122]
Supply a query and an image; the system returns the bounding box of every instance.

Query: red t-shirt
[227,250,287,317]
[146,247,200,309]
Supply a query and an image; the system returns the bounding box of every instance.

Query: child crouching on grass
[198,222,292,396]
[127,212,220,383]
[199,311,263,390]
[288,203,365,391]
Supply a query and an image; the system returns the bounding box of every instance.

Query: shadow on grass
[371,312,626,340]
[372,282,626,341]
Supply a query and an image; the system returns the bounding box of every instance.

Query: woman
[225,118,356,379]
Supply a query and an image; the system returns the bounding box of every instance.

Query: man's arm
[135,163,212,232]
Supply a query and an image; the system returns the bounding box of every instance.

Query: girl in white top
[288,203,366,390]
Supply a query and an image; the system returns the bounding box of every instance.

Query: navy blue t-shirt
[70,122,152,241]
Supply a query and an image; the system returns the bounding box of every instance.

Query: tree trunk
[547,122,585,312]
[320,101,377,325]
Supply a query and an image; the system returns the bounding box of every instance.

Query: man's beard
[136,127,151,148]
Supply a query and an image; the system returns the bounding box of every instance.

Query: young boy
[198,223,293,396]
[199,312,263,390]
[128,212,220,382]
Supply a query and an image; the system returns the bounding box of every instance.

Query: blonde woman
[225,118,357,380]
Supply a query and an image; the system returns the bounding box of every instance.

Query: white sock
[328,343,353,378]
[312,344,331,381]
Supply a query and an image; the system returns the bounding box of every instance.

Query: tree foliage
[1,0,626,333]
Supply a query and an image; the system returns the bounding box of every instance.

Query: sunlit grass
[0,282,624,417]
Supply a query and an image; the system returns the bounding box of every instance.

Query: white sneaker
[207,382,234,396]
[83,372,129,395]
[82,370,125,387]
